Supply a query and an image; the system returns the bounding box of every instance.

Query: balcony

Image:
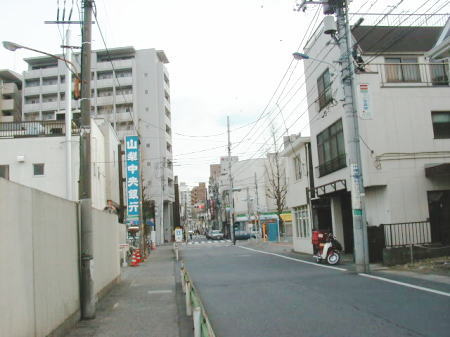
[95,59,133,71]
[0,116,14,122]
[41,84,58,94]
[1,99,15,111]
[96,95,114,106]
[23,86,41,96]
[0,120,80,138]
[317,153,347,177]
[2,83,19,95]
[368,62,449,87]
[115,93,133,105]
[23,103,41,113]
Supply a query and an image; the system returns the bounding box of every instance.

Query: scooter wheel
[327,251,340,265]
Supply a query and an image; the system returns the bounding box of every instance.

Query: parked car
[207,230,224,240]
[234,230,251,241]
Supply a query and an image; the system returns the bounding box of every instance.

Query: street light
[2,41,79,78]
[3,39,77,201]
[293,51,339,71]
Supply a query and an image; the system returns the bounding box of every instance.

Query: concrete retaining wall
[383,246,450,266]
[0,179,124,337]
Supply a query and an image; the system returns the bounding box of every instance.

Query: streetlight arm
[2,40,80,79]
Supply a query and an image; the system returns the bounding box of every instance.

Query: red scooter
[312,230,343,265]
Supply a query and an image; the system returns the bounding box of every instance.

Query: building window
[0,165,9,180]
[385,57,420,83]
[294,156,302,180]
[317,119,346,177]
[429,60,449,86]
[146,143,150,148]
[25,79,40,87]
[145,89,148,94]
[33,163,45,176]
[431,111,450,139]
[294,205,310,238]
[42,76,58,86]
[317,68,333,111]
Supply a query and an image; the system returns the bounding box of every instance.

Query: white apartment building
[0,69,22,122]
[301,21,450,257]
[281,135,314,253]
[179,182,192,223]
[0,118,119,210]
[21,47,174,244]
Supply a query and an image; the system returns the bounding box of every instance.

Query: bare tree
[265,129,288,236]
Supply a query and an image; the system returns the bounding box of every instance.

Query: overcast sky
[1,0,447,187]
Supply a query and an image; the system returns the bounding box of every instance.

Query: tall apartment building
[0,69,22,122]
[21,46,174,244]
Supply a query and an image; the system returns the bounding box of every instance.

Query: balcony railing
[0,120,80,138]
[383,221,432,247]
[317,153,346,177]
[367,63,449,87]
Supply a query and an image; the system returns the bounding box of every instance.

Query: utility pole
[337,1,369,273]
[160,157,165,244]
[254,172,260,236]
[246,187,251,232]
[227,116,235,243]
[64,28,73,200]
[297,0,369,272]
[79,0,95,319]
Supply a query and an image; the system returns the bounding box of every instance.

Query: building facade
[281,135,314,253]
[21,47,174,244]
[299,21,450,256]
[0,69,22,122]
[0,118,119,210]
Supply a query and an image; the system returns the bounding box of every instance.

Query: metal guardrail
[383,221,432,248]
[0,120,80,138]
[367,63,449,87]
[175,244,216,337]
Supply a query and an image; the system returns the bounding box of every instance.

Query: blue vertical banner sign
[125,136,140,223]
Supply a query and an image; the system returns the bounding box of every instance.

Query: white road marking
[113,302,119,309]
[359,273,450,297]
[239,246,347,271]
[148,290,172,294]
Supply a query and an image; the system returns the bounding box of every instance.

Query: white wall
[0,179,79,337]
[0,179,124,337]
[230,158,270,217]
[93,208,122,295]
[0,118,119,210]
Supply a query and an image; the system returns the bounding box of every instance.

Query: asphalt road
[182,244,450,337]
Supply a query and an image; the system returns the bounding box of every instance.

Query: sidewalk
[65,245,189,337]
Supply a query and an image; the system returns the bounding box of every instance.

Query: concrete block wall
[0,179,124,337]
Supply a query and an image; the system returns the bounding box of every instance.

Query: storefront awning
[308,179,347,199]
[425,163,450,178]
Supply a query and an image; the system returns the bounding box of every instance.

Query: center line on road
[359,273,450,297]
[238,246,347,271]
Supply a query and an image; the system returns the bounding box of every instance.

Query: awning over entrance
[308,179,347,200]
[425,163,450,178]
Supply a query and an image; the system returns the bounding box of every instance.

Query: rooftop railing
[0,120,80,138]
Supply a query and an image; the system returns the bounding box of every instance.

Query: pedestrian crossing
[186,239,232,247]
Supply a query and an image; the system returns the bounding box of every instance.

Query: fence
[176,244,216,337]
[383,221,432,248]
[0,120,80,138]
